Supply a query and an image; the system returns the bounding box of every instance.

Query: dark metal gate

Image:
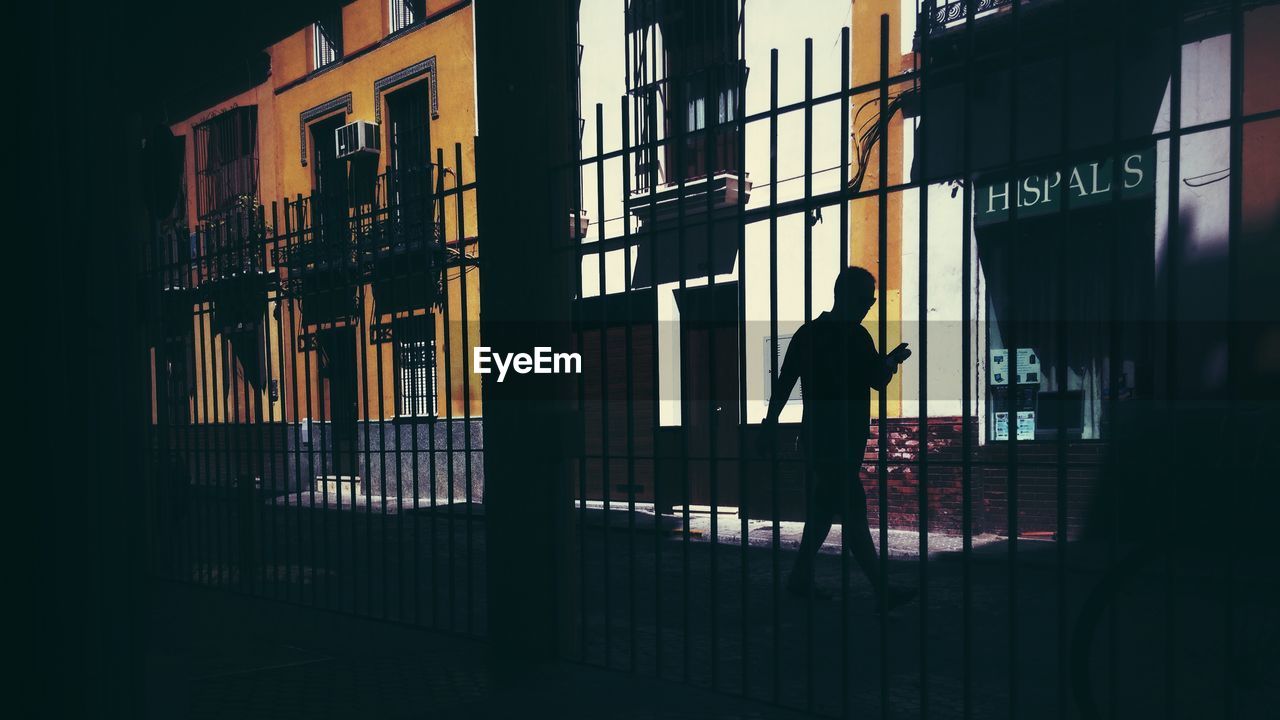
[142,137,484,633]
[136,1,1280,718]
[559,1,1280,718]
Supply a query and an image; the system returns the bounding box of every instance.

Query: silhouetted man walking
[760,266,916,610]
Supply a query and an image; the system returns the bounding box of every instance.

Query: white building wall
[576,1,1235,430]
[578,0,857,427]
[899,118,976,421]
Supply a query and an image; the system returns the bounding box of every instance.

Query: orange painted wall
[850,0,908,417]
[163,0,481,426]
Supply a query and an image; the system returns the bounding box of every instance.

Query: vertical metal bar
[269,203,287,601]
[295,195,321,610]
[205,227,224,589]
[1005,3,1024,716]
[735,0,749,698]
[365,165,380,617]
[296,199,322,604]
[403,168,423,628]
[367,194,390,622]
[1105,13,1124,715]
[803,35,816,716]
[960,4,975,716]
[876,16,891,720]
[308,197,332,611]
[1054,4,1075,719]
[228,217,245,593]
[455,142,477,636]
[251,206,270,599]
[261,207,278,600]
[704,30,721,694]
[675,73,692,689]
[280,201,302,605]
[182,232,200,587]
[196,231,214,588]
[1164,3,1183,716]
[574,122,588,665]
[390,164,409,619]
[594,100,612,668]
[436,145,458,631]
[640,57,664,682]
[193,234,212,587]
[768,47,781,705]
[610,92,631,665]
[426,203,442,629]
[389,174,408,623]
[215,219,236,593]
[651,9,665,680]
[623,117,640,678]
[573,124,586,661]
[839,25,852,720]
[356,207,376,619]
[916,9,931,717]
[617,96,640,673]
[205,227,219,589]
[1224,0,1244,716]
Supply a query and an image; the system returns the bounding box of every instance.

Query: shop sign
[990,348,1042,386]
[993,410,1036,441]
[975,148,1155,226]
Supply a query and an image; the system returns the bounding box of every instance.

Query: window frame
[388,0,425,35]
[312,12,343,71]
[393,314,438,420]
[193,106,259,222]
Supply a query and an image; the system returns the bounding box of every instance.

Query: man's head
[832,266,876,321]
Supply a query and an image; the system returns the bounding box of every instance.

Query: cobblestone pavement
[153,497,1279,719]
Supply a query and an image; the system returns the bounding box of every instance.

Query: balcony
[921,0,1232,43]
[273,166,448,321]
[924,0,1020,35]
[189,203,275,331]
[626,171,751,228]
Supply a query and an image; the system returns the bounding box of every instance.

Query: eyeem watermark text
[473,346,582,382]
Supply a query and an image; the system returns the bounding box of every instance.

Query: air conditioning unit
[335,121,381,160]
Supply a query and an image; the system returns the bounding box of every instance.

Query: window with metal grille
[389,0,425,34]
[312,11,343,70]
[394,314,437,418]
[193,107,259,221]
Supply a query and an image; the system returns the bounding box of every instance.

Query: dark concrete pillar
[475,0,581,669]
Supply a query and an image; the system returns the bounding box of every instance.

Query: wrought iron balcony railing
[924,0,1018,34]
[272,165,447,302]
[192,202,271,289]
[923,0,1233,37]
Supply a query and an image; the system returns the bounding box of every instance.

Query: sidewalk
[573,500,1000,559]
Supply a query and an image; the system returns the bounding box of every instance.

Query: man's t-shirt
[780,312,893,462]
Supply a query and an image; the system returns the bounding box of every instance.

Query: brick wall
[858,417,1101,539]
[861,417,976,534]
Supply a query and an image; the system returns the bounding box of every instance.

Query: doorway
[317,326,359,479]
[677,282,740,509]
[385,80,433,233]
[310,114,349,243]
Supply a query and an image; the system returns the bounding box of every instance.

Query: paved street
[153,493,1280,719]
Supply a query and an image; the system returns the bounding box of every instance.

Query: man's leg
[841,475,883,594]
[843,469,918,610]
[786,464,839,594]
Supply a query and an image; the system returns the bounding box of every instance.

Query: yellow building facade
[162,0,481,431]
